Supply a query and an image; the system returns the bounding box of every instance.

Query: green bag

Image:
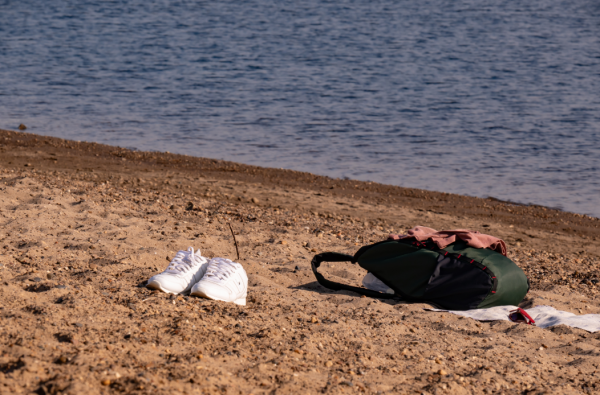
[311,239,529,310]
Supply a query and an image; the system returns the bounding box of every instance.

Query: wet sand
[1,128,600,394]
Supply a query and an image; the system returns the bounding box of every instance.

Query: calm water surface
[1,0,599,216]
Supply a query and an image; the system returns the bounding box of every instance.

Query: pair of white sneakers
[147,247,248,306]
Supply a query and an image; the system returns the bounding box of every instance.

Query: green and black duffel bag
[311,238,529,310]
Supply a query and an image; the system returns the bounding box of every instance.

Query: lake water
[1,0,599,217]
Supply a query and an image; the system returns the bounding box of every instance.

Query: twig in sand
[228,222,241,261]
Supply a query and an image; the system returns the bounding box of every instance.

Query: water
[1,0,599,217]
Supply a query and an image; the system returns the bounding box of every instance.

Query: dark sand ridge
[1,128,600,395]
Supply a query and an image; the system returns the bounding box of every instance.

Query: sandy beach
[1,128,600,395]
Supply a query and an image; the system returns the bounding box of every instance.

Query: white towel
[429,305,600,333]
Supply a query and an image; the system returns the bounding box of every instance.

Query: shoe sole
[190,289,246,306]
[146,280,181,295]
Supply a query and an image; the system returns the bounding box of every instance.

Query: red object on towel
[508,308,535,325]
[388,226,507,256]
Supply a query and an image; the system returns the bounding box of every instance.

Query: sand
[1,128,600,395]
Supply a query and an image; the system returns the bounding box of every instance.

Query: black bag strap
[310,252,397,299]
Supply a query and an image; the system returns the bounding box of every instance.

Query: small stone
[89,264,98,271]
[438,369,448,376]
[310,248,317,252]
[46,273,54,280]
[101,379,111,386]
[280,240,287,245]
[57,355,68,364]
[18,123,27,130]
[311,316,319,323]
[325,361,333,367]
[73,323,83,328]
[295,265,300,271]
[32,277,42,282]
[24,163,31,167]
[186,202,194,210]
[251,197,259,204]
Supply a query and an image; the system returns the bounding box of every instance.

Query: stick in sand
[228,222,241,261]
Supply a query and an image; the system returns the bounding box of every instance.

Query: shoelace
[166,247,203,274]
[204,258,240,281]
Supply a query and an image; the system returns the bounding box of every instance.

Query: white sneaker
[190,257,248,305]
[147,247,209,294]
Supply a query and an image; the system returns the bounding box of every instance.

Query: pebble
[438,369,448,376]
[101,379,111,386]
[186,202,194,210]
[46,273,53,280]
[90,264,98,271]
[18,124,27,130]
[325,361,333,367]
[251,197,259,204]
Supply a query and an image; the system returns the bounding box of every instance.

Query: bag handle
[310,252,397,299]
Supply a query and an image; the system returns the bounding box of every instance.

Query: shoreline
[1,128,600,394]
[1,128,598,256]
